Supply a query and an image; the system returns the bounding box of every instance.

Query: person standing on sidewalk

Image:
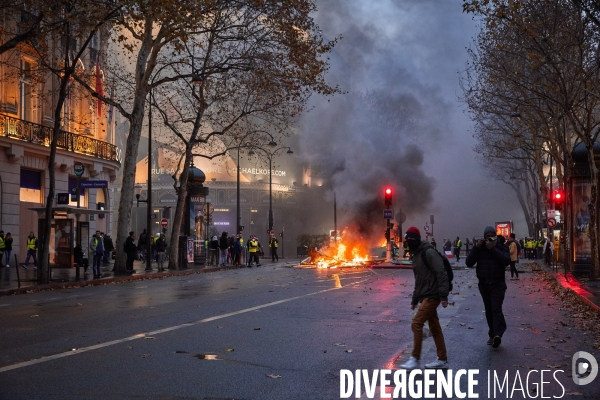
[3,232,13,268]
[138,229,147,263]
[155,233,167,271]
[90,231,105,279]
[22,232,38,269]
[465,226,510,348]
[103,233,114,264]
[219,232,229,266]
[269,235,279,262]
[508,233,519,280]
[400,226,450,370]
[124,231,137,273]
[453,236,462,262]
[0,231,6,267]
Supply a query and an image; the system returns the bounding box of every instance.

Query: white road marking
[0,276,371,373]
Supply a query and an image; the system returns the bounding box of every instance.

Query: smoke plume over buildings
[295,0,525,241]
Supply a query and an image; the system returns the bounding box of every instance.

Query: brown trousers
[411,298,447,361]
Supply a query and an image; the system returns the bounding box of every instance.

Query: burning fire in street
[300,228,377,268]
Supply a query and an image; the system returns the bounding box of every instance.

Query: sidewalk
[537,261,600,313]
[0,257,293,297]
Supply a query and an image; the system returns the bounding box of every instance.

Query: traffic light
[553,190,565,210]
[384,187,392,207]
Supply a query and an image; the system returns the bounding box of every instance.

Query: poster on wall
[572,181,591,264]
[495,221,512,238]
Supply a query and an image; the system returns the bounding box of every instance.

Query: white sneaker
[425,358,449,369]
[400,356,420,370]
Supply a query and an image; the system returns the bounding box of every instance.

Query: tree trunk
[113,20,157,273]
[39,71,71,282]
[113,103,147,273]
[168,152,191,270]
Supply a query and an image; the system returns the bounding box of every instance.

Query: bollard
[14,254,20,288]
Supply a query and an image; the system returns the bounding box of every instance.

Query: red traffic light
[553,190,564,202]
[384,187,393,206]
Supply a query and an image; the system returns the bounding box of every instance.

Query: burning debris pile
[299,229,383,269]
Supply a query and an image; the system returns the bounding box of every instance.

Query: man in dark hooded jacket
[400,226,450,370]
[466,225,510,348]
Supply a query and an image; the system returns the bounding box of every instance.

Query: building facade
[0,14,120,267]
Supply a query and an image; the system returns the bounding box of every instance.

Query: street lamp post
[248,144,293,234]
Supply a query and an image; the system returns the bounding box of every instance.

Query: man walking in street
[453,236,462,262]
[400,227,450,370]
[22,231,38,269]
[465,226,510,348]
[269,235,279,262]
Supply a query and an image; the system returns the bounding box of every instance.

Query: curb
[0,265,246,297]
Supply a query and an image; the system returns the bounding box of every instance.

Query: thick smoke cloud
[296,0,525,242]
[298,0,455,238]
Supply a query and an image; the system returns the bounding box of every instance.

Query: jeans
[219,249,228,265]
[93,253,103,276]
[157,252,165,270]
[411,298,447,361]
[478,281,507,338]
[509,261,519,278]
[24,250,37,267]
[248,252,260,266]
[3,250,11,266]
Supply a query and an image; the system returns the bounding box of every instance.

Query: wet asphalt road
[0,263,598,400]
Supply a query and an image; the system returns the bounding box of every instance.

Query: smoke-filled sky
[298,0,524,241]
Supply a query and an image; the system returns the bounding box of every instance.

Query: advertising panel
[495,221,512,238]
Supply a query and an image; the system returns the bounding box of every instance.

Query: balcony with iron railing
[0,113,121,164]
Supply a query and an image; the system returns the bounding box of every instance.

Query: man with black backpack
[400,226,450,371]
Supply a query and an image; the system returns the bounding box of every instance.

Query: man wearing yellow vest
[269,235,279,262]
[22,231,38,269]
[247,235,261,267]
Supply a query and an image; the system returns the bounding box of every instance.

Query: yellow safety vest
[27,237,36,250]
[0,237,5,250]
[248,239,259,252]
[270,239,278,248]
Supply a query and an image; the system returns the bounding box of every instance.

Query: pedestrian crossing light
[384,187,392,207]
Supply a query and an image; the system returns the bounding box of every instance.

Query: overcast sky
[296,0,524,242]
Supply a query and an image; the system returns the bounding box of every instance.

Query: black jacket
[124,236,137,254]
[411,242,450,305]
[219,236,229,250]
[155,237,167,252]
[465,241,510,283]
